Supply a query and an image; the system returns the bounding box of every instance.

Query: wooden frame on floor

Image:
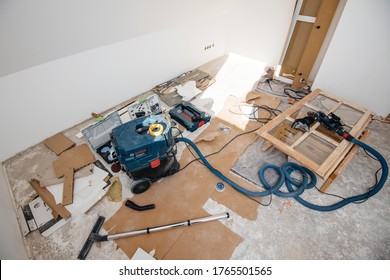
[257,88,371,179]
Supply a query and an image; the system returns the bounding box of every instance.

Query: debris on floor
[152,69,215,107]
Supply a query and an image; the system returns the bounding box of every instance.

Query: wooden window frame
[257,88,371,179]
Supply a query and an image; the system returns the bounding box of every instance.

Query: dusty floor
[3,54,390,259]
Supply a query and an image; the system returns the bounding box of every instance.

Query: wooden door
[280,0,339,88]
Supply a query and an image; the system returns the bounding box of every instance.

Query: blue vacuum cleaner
[111,114,179,194]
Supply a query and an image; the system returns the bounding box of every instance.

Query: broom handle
[106,212,229,241]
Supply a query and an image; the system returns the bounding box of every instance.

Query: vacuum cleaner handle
[106,212,230,241]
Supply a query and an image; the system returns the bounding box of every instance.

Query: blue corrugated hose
[176,136,388,212]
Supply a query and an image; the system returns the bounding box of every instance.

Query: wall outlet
[204,43,215,51]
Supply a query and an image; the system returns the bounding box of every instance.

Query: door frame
[279,0,317,68]
[276,0,346,87]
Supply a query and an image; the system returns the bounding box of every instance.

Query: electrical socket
[204,43,215,51]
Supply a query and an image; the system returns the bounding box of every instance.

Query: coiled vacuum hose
[176,136,388,212]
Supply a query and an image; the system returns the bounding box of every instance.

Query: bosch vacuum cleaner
[111,114,179,194]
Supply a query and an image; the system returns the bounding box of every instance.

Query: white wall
[0,167,28,259]
[0,0,234,77]
[227,0,296,67]
[313,0,390,117]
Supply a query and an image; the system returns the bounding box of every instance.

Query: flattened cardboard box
[43,133,75,155]
[53,144,96,178]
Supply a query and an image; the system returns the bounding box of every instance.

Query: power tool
[292,111,346,137]
[110,114,179,194]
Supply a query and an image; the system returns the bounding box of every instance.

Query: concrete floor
[3,54,390,259]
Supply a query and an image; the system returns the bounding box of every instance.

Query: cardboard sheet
[162,209,242,260]
[53,144,96,178]
[33,162,94,187]
[104,91,280,259]
[185,119,263,220]
[43,133,75,155]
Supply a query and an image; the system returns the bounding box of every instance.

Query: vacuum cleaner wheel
[130,178,152,194]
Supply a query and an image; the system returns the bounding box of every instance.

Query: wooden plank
[260,133,321,173]
[289,131,310,149]
[62,167,74,206]
[29,179,71,219]
[261,141,273,152]
[320,130,371,192]
[295,133,337,167]
[311,128,340,147]
[347,110,372,137]
[316,139,349,176]
[320,114,372,179]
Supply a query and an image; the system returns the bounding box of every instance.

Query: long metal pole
[106,212,229,241]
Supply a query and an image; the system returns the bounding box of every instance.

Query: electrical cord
[228,104,282,123]
[257,79,312,100]
[312,168,381,204]
[179,125,262,171]
[313,148,383,204]
[171,126,203,168]
[246,193,273,207]
[178,101,281,171]
[172,126,272,206]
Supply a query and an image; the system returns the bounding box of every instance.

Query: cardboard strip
[62,167,74,205]
[29,179,71,219]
